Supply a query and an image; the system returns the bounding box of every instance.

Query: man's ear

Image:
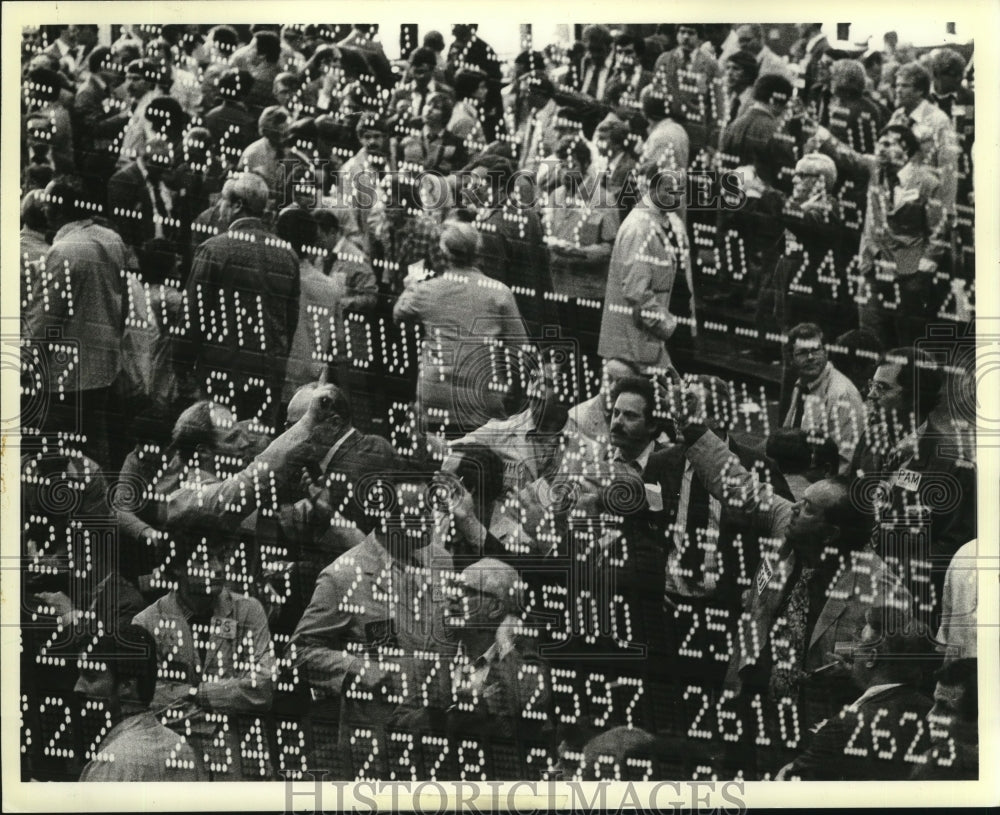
[487,597,506,622]
[118,677,141,703]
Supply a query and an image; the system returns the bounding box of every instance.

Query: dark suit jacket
[107,162,164,249]
[785,684,932,780]
[476,205,556,337]
[399,127,469,174]
[647,436,792,603]
[444,639,554,777]
[721,105,796,190]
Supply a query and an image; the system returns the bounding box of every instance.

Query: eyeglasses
[792,346,825,359]
[792,172,821,180]
[866,379,901,395]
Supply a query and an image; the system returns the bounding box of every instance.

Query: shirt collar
[53,218,94,242]
[612,438,655,472]
[849,682,904,710]
[481,614,521,665]
[228,216,264,232]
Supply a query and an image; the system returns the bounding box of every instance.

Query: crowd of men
[18,22,978,784]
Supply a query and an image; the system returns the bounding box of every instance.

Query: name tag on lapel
[756,558,775,596]
[893,469,922,492]
[212,617,237,641]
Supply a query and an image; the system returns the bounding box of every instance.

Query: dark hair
[340,48,370,81]
[880,347,943,423]
[409,46,437,69]
[862,605,936,683]
[879,123,921,158]
[934,658,978,721]
[677,24,705,38]
[555,134,592,169]
[449,443,506,508]
[87,45,113,74]
[463,153,515,202]
[897,62,932,96]
[641,89,684,124]
[615,33,646,57]
[86,625,160,707]
[210,25,240,52]
[752,73,794,104]
[610,375,657,424]
[726,49,761,83]
[21,189,48,231]
[217,67,254,101]
[276,206,319,257]
[26,67,61,103]
[145,96,189,141]
[44,176,97,222]
[786,321,825,348]
[311,207,341,234]
[423,30,445,52]
[582,25,613,49]
[254,30,281,63]
[514,50,546,73]
[138,238,180,284]
[454,68,488,101]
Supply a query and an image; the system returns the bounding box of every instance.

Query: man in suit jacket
[443,558,554,775]
[398,91,468,175]
[108,137,179,251]
[73,46,128,182]
[656,375,792,601]
[608,33,654,104]
[776,607,934,780]
[565,25,616,103]
[653,24,722,153]
[720,73,796,190]
[677,409,912,708]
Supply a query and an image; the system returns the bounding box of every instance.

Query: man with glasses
[775,606,934,780]
[782,322,865,474]
[444,557,554,776]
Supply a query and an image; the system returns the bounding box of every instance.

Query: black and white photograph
[3,2,996,810]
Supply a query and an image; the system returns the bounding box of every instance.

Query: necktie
[788,384,806,429]
[150,181,169,238]
[586,60,603,99]
[679,468,713,579]
[769,564,816,700]
[729,94,741,123]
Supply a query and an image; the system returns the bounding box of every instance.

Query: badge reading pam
[212,617,237,640]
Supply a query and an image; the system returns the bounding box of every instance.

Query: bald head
[460,557,523,617]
